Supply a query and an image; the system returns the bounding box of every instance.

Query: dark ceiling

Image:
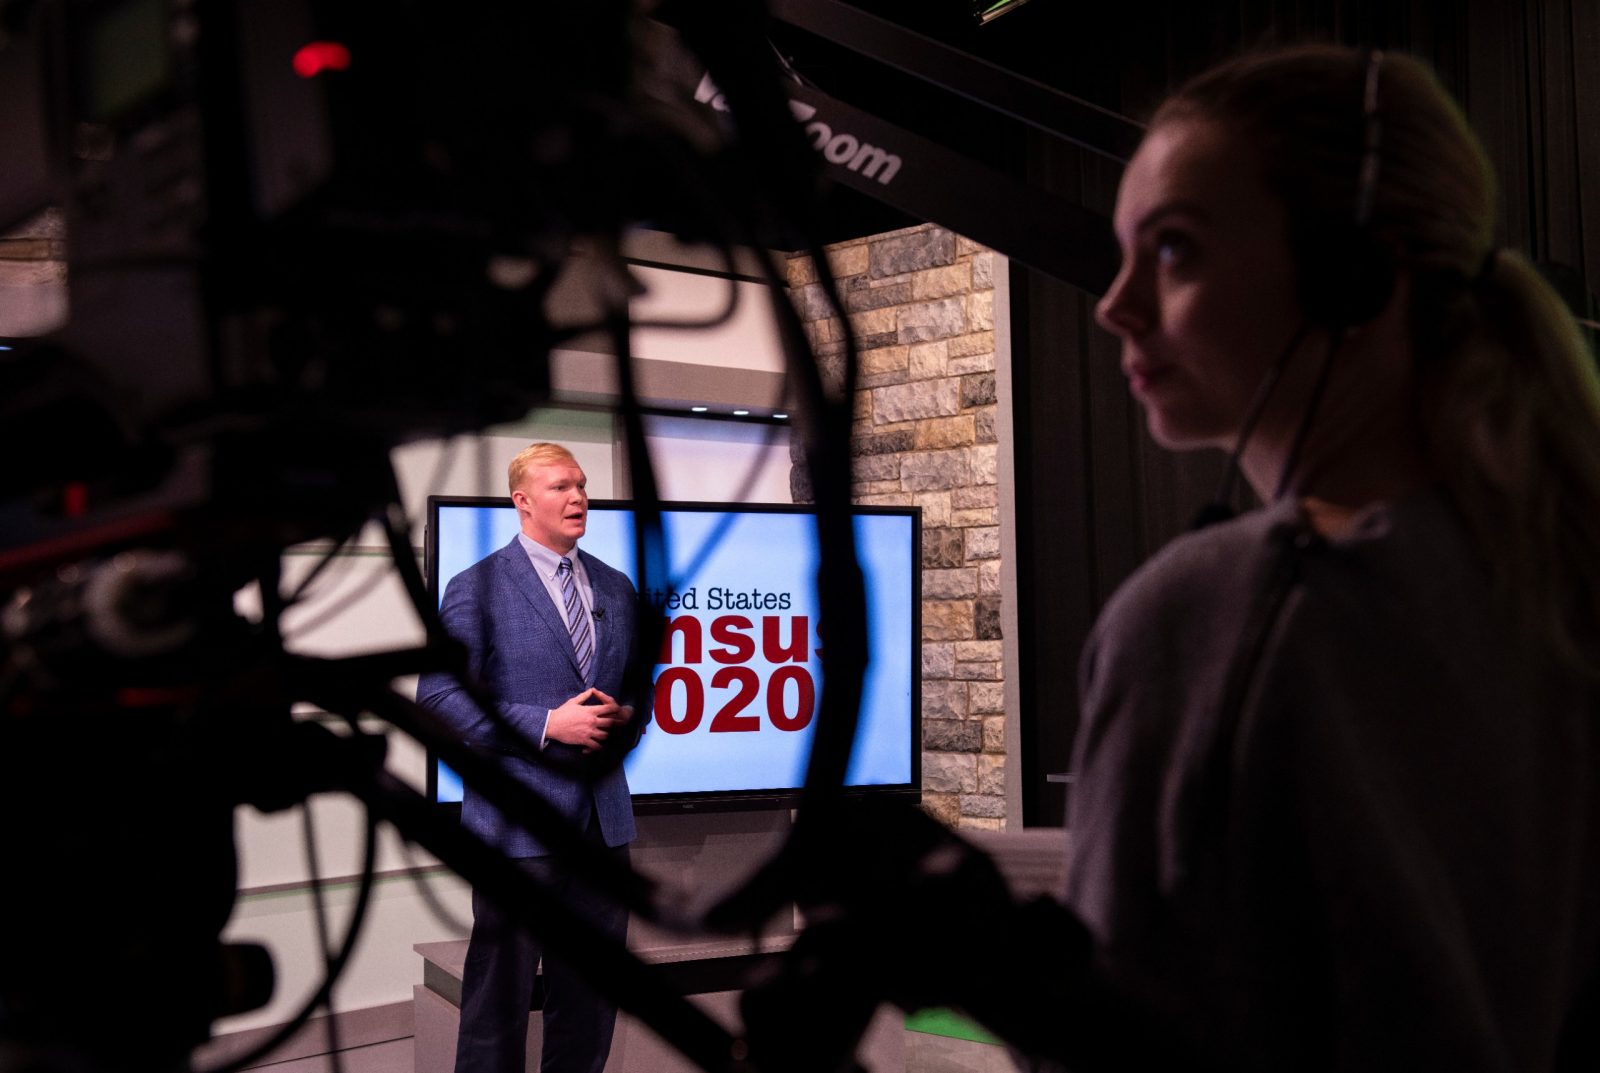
[748,0,1510,246]
[763,0,1152,244]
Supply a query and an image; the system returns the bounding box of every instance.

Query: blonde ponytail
[1421,249,1600,675]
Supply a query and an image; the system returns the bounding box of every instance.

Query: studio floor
[248,1026,1018,1073]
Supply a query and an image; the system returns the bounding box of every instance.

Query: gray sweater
[1064,489,1600,1070]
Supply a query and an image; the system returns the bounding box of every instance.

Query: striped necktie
[558,557,593,680]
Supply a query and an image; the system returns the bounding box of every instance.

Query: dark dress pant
[455,818,631,1073]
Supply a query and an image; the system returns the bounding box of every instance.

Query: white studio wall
[639,413,792,504]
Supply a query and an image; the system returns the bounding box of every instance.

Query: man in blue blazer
[418,441,640,1073]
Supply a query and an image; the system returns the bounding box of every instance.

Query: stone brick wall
[0,210,67,337]
[786,223,1006,831]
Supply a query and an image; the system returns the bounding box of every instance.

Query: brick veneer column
[787,224,1006,830]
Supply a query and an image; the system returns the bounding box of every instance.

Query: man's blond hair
[507,442,581,496]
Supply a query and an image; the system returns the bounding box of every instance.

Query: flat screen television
[423,496,921,811]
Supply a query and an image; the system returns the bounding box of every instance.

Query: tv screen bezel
[422,494,923,814]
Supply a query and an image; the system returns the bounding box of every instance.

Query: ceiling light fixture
[973,0,1035,25]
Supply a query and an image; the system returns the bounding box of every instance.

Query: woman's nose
[1095,263,1152,338]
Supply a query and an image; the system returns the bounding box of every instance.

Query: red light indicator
[292,41,352,78]
[63,481,88,518]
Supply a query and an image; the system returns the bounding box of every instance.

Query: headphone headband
[1354,50,1384,227]
[1297,47,1394,329]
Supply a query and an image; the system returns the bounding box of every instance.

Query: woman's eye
[1154,230,1193,265]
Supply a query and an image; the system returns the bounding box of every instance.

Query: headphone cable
[1191,319,1313,528]
[1272,326,1346,501]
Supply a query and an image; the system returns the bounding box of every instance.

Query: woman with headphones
[1071,45,1600,1068]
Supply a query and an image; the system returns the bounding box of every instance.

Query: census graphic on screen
[426,498,919,805]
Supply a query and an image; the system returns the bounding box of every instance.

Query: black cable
[366,497,568,778]
[394,837,472,936]
[1216,321,1313,504]
[0,654,26,713]
[352,680,671,926]
[652,407,791,600]
[784,217,872,809]
[476,432,491,504]
[195,807,379,1073]
[328,705,472,936]
[351,492,676,917]
[345,761,744,1073]
[629,246,743,333]
[300,802,346,1073]
[700,244,865,938]
[633,69,876,773]
[393,118,801,941]
[1191,320,1317,529]
[629,203,868,825]
[545,262,741,343]
[607,120,797,595]
[603,278,673,764]
[515,110,799,787]
[281,553,396,643]
[288,435,460,610]
[1273,328,1347,501]
[283,436,462,637]
[759,240,865,806]
[768,39,817,89]
[284,532,357,610]
[656,2,873,934]
[535,106,745,343]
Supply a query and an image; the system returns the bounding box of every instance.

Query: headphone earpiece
[1298,225,1396,327]
[1191,50,1397,531]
